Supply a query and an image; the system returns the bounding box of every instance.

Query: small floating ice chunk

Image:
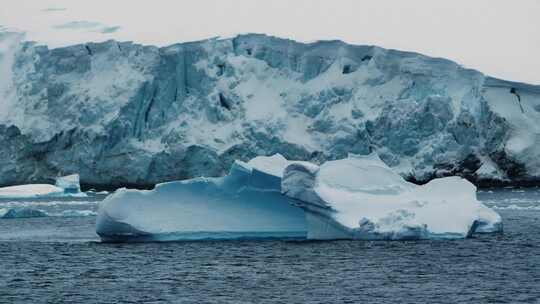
[87,189,110,195]
[0,184,65,198]
[0,174,86,198]
[55,174,82,193]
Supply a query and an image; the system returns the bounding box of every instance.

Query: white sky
[1,0,539,84]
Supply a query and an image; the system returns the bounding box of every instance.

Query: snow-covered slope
[1,32,539,188]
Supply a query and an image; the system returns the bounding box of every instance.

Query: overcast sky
[2,0,539,84]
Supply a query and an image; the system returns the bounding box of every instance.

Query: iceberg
[282,153,503,240]
[55,174,81,194]
[0,174,86,198]
[96,155,307,242]
[96,154,502,242]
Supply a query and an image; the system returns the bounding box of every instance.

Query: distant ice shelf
[96,154,502,242]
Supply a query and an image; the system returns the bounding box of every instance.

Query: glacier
[282,153,502,240]
[96,154,501,242]
[1,32,540,188]
[0,174,85,198]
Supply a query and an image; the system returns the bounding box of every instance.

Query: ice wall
[1,33,540,188]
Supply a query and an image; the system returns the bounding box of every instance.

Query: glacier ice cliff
[1,31,540,188]
[96,154,501,241]
[282,153,502,240]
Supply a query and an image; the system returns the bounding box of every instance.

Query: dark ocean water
[0,189,539,304]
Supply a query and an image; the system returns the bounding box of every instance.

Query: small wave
[482,198,540,206]
[87,190,110,195]
[55,210,97,217]
[492,204,540,210]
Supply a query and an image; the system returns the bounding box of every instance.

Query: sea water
[0,189,539,303]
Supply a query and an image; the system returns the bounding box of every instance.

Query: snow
[282,153,502,240]
[96,157,307,241]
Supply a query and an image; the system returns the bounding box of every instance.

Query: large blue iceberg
[96,155,502,242]
[96,155,307,241]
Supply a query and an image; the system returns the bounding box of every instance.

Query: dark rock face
[1,32,540,189]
